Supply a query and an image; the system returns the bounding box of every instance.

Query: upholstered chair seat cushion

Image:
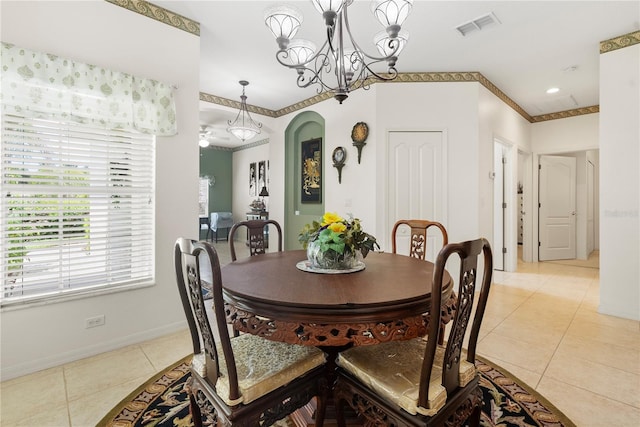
[192,333,326,406]
[336,339,476,416]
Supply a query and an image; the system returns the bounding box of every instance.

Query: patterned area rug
[97,355,575,427]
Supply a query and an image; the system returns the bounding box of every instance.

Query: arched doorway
[284,111,325,249]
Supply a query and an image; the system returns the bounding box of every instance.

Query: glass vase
[306,240,362,270]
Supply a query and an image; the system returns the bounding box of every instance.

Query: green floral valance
[1,42,177,135]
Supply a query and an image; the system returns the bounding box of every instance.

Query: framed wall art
[249,162,257,196]
[301,137,322,203]
[258,160,266,192]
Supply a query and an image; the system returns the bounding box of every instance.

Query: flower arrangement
[299,212,379,269]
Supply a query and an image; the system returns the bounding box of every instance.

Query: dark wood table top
[221,250,451,326]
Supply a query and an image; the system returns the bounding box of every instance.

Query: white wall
[0,1,201,379]
[574,151,589,259]
[532,113,599,153]
[375,82,479,248]
[270,88,378,246]
[599,43,640,321]
[478,86,532,270]
[264,81,531,259]
[586,150,600,251]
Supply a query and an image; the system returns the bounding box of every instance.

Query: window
[198,177,210,218]
[1,114,155,306]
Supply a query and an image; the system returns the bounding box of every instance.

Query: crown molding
[106,0,199,36]
[600,30,640,54]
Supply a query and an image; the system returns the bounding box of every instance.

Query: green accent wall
[199,147,233,214]
[284,111,325,250]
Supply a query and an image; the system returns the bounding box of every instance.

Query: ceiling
[153,0,639,147]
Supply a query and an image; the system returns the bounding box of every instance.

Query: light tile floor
[2,245,639,426]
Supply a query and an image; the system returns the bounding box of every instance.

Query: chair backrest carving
[229,219,283,261]
[420,238,492,405]
[174,238,240,400]
[391,219,448,261]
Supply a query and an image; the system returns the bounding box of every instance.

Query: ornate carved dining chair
[334,238,493,427]
[391,219,449,261]
[229,219,283,261]
[392,219,451,344]
[174,238,327,427]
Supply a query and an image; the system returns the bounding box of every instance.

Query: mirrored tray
[296,260,365,274]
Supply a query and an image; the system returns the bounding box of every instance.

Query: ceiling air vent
[455,12,501,36]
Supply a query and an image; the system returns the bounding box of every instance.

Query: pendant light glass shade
[287,39,317,67]
[342,49,361,77]
[372,0,414,32]
[227,80,262,142]
[311,0,345,15]
[374,30,409,58]
[264,5,303,49]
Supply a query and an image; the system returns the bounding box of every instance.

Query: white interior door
[493,143,506,271]
[387,131,444,261]
[539,155,577,260]
[587,160,595,254]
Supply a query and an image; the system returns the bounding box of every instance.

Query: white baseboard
[1,320,188,381]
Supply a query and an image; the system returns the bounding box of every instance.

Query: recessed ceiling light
[198,138,210,148]
[546,87,560,94]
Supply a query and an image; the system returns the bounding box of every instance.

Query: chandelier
[227,80,262,142]
[264,0,413,104]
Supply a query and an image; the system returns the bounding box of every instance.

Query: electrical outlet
[85,315,105,329]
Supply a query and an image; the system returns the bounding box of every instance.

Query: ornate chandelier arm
[342,5,401,64]
[361,60,398,82]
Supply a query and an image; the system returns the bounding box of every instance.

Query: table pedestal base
[291,398,363,427]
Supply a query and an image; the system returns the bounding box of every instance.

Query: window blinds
[1,114,155,304]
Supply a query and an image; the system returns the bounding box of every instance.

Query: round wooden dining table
[221,250,453,347]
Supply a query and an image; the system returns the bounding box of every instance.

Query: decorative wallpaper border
[531,106,600,123]
[205,145,234,152]
[232,138,270,152]
[106,0,199,36]
[200,72,538,122]
[205,139,269,152]
[199,93,277,118]
[600,31,640,54]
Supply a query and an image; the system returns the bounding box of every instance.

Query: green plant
[298,212,379,258]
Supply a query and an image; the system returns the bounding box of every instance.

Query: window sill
[0,281,156,312]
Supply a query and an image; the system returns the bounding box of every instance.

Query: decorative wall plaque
[351,122,369,164]
[332,146,347,183]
